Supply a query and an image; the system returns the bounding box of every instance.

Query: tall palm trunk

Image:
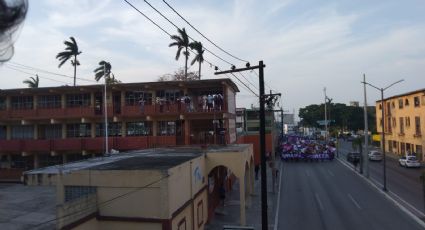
[198,61,201,80]
[185,46,188,80]
[73,54,77,86]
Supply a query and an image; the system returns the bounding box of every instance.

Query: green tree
[169,28,192,80]
[190,41,204,79]
[56,36,82,86]
[157,68,199,81]
[22,74,39,88]
[94,60,120,84]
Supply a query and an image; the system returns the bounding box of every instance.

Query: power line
[5,65,70,85]
[238,72,258,91]
[162,0,249,64]
[251,69,275,92]
[122,0,258,97]
[9,61,97,83]
[31,174,170,229]
[142,0,234,66]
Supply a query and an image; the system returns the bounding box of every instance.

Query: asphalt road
[277,160,424,230]
[338,140,425,216]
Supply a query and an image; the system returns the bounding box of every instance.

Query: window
[158,121,176,136]
[177,218,186,230]
[64,186,96,202]
[0,126,6,139]
[414,96,420,107]
[11,125,34,139]
[0,97,6,110]
[247,111,259,120]
[197,200,204,228]
[406,117,410,127]
[11,96,33,109]
[415,116,421,135]
[378,104,382,110]
[38,124,62,139]
[392,117,396,127]
[66,94,90,107]
[126,122,152,136]
[38,95,61,108]
[399,117,404,134]
[66,124,91,138]
[391,101,395,108]
[125,91,152,105]
[405,99,409,106]
[422,96,425,106]
[96,122,122,137]
[398,99,403,109]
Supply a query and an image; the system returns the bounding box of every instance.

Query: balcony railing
[0,136,177,153]
[1,103,228,120]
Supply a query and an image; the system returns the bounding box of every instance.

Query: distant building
[349,101,360,107]
[375,88,425,160]
[24,145,254,229]
[236,108,246,135]
[0,79,239,181]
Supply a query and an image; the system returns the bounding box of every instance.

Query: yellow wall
[74,219,162,230]
[376,91,425,159]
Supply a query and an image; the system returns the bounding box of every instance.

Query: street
[338,140,425,216]
[277,160,424,230]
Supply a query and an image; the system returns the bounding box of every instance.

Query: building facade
[24,145,254,230]
[375,89,425,160]
[0,79,239,180]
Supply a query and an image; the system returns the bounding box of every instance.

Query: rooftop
[0,183,55,229]
[376,88,425,102]
[25,145,250,175]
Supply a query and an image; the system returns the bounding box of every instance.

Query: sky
[1,0,425,118]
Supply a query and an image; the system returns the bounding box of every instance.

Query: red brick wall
[236,134,273,165]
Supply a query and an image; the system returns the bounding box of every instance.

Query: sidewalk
[205,161,281,230]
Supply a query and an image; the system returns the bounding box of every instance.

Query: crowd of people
[280,135,336,162]
[137,93,224,113]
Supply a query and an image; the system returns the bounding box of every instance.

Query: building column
[121,121,126,137]
[184,120,190,145]
[91,122,96,138]
[152,120,158,136]
[62,124,66,139]
[33,153,39,169]
[62,154,67,164]
[6,125,11,140]
[239,176,246,226]
[6,154,12,168]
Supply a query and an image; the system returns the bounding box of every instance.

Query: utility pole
[215,61,269,230]
[324,87,328,141]
[363,74,369,178]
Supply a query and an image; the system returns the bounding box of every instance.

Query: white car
[368,151,383,161]
[399,156,421,168]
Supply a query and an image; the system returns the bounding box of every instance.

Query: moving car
[368,151,383,161]
[347,152,360,163]
[399,156,421,168]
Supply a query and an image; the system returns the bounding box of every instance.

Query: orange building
[0,79,239,180]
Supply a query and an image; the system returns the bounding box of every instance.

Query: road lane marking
[327,169,335,177]
[347,193,362,210]
[369,177,425,217]
[315,193,324,211]
[337,159,425,229]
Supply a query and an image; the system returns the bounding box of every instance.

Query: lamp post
[104,64,109,155]
[362,79,404,191]
[362,74,369,178]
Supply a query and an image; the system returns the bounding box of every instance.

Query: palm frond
[175,46,183,60]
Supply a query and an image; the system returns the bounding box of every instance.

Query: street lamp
[362,79,404,191]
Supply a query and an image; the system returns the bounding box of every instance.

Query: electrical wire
[251,69,275,93]
[31,174,170,229]
[5,65,71,85]
[142,0,234,66]
[122,0,259,98]
[8,61,98,83]
[238,72,258,91]
[162,0,249,63]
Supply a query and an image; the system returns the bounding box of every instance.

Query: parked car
[399,156,421,168]
[368,151,383,161]
[347,152,360,164]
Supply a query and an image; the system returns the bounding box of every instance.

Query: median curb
[336,158,425,229]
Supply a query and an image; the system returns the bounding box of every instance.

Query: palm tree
[94,61,120,84]
[169,28,190,80]
[23,74,39,88]
[190,41,204,79]
[56,37,82,86]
